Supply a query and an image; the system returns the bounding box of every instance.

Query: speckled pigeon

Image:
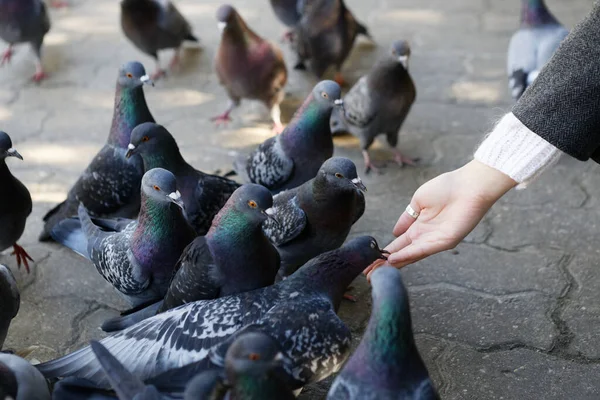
[330,40,417,173]
[125,122,240,236]
[0,352,51,400]
[121,0,199,80]
[262,157,366,280]
[39,62,155,242]
[0,265,19,350]
[36,236,389,388]
[293,0,371,86]
[0,132,33,272]
[0,0,50,82]
[508,0,568,100]
[328,266,439,400]
[269,0,303,42]
[213,4,288,132]
[101,183,279,332]
[50,168,196,308]
[233,80,342,195]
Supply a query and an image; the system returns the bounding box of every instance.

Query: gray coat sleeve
[512,2,600,162]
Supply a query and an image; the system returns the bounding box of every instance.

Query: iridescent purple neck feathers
[108,85,154,148]
[520,0,559,27]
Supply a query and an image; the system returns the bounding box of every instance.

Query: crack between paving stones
[408,282,542,299]
[63,300,113,351]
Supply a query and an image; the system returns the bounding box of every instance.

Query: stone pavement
[1,0,599,398]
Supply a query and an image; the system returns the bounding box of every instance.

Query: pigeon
[184,332,295,400]
[0,132,33,272]
[233,80,342,195]
[37,236,389,388]
[213,4,288,132]
[0,265,19,350]
[120,0,199,80]
[262,157,366,280]
[50,168,197,307]
[269,0,303,43]
[39,62,155,242]
[293,0,371,86]
[327,266,439,399]
[508,0,568,100]
[125,122,240,235]
[0,352,51,400]
[330,40,417,173]
[101,183,280,332]
[0,0,50,82]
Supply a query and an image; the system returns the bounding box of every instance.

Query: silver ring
[405,204,420,219]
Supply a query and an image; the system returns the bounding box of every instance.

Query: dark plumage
[102,184,279,332]
[213,4,288,132]
[121,0,198,80]
[0,0,50,82]
[330,40,416,173]
[328,266,439,399]
[37,236,388,389]
[269,0,302,34]
[50,168,196,307]
[293,0,370,85]
[233,80,342,195]
[125,122,240,235]
[0,265,19,350]
[0,352,51,400]
[0,132,33,272]
[39,62,155,242]
[262,157,366,280]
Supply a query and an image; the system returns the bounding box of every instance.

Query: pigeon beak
[263,207,280,227]
[334,99,344,107]
[398,55,409,69]
[271,352,285,367]
[351,177,367,192]
[140,75,154,87]
[168,190,184,209]
[5,148,23,160]
[218,22,227,32]
[125,143,135,159]
[379,249,390,260]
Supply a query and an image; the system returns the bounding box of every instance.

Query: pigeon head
[0,361,18,399]
[222,184,274,226]
[117,61,154,89]
[317,157,366,193]
[311,80,343,111]
[141,168,183,209]
[390,40,411,69]
[0,132,23,161]
[126,123,182,170]
[216,4,239,31]
[344,236,389,266]
[225,332,286,375]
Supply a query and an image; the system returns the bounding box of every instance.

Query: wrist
[458,160,517,204]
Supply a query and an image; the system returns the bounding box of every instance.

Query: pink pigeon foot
[151,69,167,81]
[362,150,384,174]
[211,112,232,127]
[12,243,34,274]
[32,70,48,83]
[272,123,285,135]
[1,47,13,66]
[392,149,419,167]
[50,0,69,8]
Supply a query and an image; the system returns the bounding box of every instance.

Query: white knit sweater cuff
[474,113,563,188]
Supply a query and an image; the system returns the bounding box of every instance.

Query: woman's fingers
[392,200,421,237]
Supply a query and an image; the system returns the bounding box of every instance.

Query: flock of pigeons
[0,0,570,399]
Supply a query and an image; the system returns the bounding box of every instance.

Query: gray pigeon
[233,80,342,195]
[0,0,50,82]
[269,0,303,42]
[37,236,389,388]
[330,40,416,173]
[293,0,371,86]
[213,4,288,132]
[328,266,439,399]
[39,62,155,242]
[262,157,366,280]
[507,0,568,100]
[0,264,19,350]
[125,122,240,236]
[50,168,197,308]
[120,0,199,80]
[0,352,51,400]
[101,184,279,332]
[0,132,33,272]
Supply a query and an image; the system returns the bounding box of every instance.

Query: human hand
[365,160,517,278]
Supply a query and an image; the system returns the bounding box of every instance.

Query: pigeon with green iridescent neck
[213,4,288,132]
[508,0,568,100]
[39,62,155,242]
[37,236,388,388]
[125,122,240,236]
[101,184,279,332]
[50,168,196,307]
[262,157,366,280]
[328,266,439,400]
[0,132,33,272]
[233,80,342,195]
[0,264,19,350]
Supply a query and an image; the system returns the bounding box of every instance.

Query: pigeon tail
[356,21,371,39]
[50,218,89,259]
[184,33,199,42]
[509,69,528,101]
[101,301,163,332]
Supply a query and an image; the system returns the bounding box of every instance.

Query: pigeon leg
[211,101,237,126]
[392,148,419,167]
[334,71,346,87]
[32,59,48,82]
[151,58,166,80]
[168,48,181,71]
[1,45,13,66]
[362,150,383,174]
[49,0,69,8]
[11,244,34,274]
[270,104,284,134]
[280,30,294,43]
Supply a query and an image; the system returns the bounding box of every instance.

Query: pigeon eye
[126,73,133,78]
[335,173,344,179]
[248,200,257,208]
[153,185,161,191]
[142,136,149,142]
[248,353,261,361]
[321,92,329,99]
